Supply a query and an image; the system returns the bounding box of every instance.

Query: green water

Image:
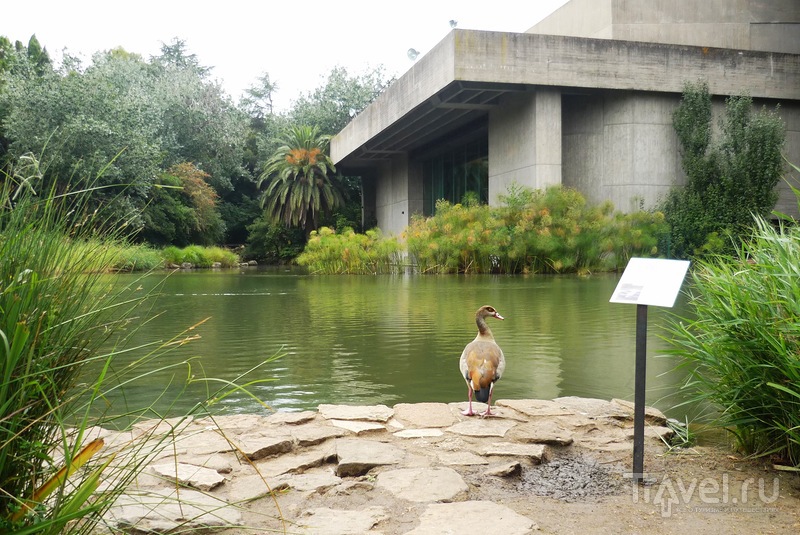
[85,268,694,419]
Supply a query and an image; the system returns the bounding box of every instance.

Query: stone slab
[405,501,537,534]
[266,410,318,425]
[335,438,404,477]
[437,450,490,466]
[393,428,444,439]
[298,506,388,534]
[107,489,241,532]
[376,467,468,502]
[446,418,517,438]
[150,462,226,491]
[482,442,547,462]
[291,423,348,446]
[319,404,394,422]
[329,419,386,434]
[508,420,575,446]
[392,402,458,428]
[233,433,294,460]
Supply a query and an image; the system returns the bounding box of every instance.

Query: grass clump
[405,185,667,274]
[664,175,800,467]
[297,226,404,274]
[107,243,164,271]
[0,160,278,533]
[0,166,138,531]
[161,244,239,268]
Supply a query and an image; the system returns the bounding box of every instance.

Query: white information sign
[609,258,690,308]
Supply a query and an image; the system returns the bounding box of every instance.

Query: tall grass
[0,162,279,532]
[664,212,800,467]
[0,165,139,530]
[161,244,239,268]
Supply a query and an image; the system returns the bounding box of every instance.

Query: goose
[459,305,505,416]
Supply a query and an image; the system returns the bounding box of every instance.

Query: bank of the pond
[94,398,799,534]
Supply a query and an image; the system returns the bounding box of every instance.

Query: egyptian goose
[459,305,505,416]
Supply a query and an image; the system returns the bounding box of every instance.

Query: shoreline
[91,397,799,534]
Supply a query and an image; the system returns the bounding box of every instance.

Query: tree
[1,49,163,227]
[1,39,250,245]
[140,162,225,246]
[240,72,278,121]
[257,125,344,237]
[25,34,51,76]
[289,65,393,136]
[660,81,786,258]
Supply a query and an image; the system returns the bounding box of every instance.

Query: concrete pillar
[534,89,563,188]
[488,89,562,204]
[374,154,419,236]
[408,159,424,219]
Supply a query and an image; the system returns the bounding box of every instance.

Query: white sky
[2,0,569,111]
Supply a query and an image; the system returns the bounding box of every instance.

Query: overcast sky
[3,1,569,111]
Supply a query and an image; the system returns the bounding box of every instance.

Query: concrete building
[331,0,800,236]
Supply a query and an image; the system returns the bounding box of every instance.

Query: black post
[632,303,648,483]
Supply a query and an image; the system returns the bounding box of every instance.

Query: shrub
[159,245,239,268]
[297,226,404,274]
[664,170,800,467]
[661,81,786,259]
[109,243,164,271]
[405,185,667,274]
[243,214,305,264]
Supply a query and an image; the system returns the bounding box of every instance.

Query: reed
[664,212,800,468]
[0,162,280,532]
[161,244,239,268]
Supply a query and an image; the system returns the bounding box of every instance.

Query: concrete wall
[529,0,800,54]
[487,90,563,204]
[562,91,800,215]
[772,100,800,217]
[563,92,682,212]
[527,0,614,39]
[373,155,424,235]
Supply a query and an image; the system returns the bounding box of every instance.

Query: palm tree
[257,125,344,237]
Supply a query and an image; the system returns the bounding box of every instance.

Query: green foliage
[95,242,163,272]
[0,39,248,240]
[289,66,394,136]
[661,81,786,258]
[257,125,344,236]
[664,213,800,467]
[243,214,305,264]
[0,163,133,530]
[405,185,667,274]
[0,157,279,532]
[140,162,225,246]
[160,245,239,268]
[297,227,404,274]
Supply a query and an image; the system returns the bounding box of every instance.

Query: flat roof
[332,30,800,168]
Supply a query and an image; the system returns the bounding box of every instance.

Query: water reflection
[85,268,694,420]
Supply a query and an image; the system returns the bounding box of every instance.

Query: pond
[85,268,695,421]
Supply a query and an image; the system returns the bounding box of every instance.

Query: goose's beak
[494,312,505,320]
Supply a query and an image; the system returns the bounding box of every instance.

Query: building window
[421,138,488,215]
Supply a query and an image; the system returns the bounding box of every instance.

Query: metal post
[632,303,648,483]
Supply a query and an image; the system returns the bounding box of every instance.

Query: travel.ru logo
[628,473,780,517]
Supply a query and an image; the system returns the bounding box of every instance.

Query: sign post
[610,258,690,483]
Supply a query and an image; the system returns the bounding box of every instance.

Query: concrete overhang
[332,29,800,168]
